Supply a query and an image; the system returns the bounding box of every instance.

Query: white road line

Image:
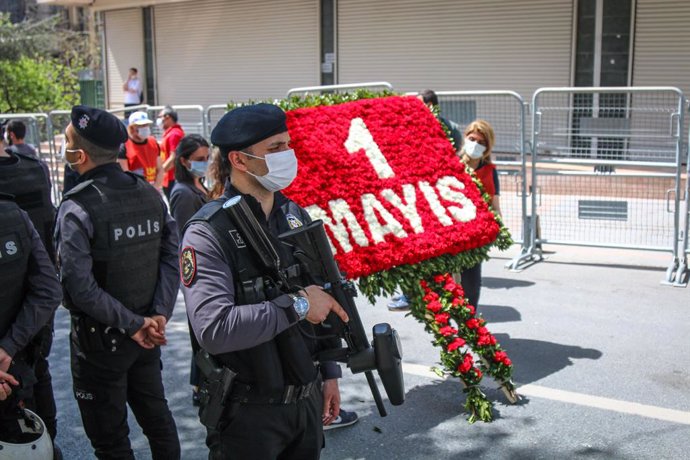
[403,363,690,425]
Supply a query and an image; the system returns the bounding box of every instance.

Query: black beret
[211,103,287,151]
[71,105,128,149]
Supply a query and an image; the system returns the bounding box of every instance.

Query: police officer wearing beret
[181,103,350,459]
[0,124,60,443]
[55,106,181,459]
[0,194,61,449]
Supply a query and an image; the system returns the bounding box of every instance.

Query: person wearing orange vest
[118,111,164,190]
[157,106,185,199]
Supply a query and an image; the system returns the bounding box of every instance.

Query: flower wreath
[230,89,517,422]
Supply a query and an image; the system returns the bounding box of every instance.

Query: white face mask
[137,127,151,138]
[243,149,298,192]
[60,140,82,170]
[463,138,486,159]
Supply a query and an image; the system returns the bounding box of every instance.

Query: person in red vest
[118,111,164,190]
[157,106,185,199]
[456,119,501,309]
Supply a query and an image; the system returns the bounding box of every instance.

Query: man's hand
[147,315,168,346]
[322,378,341,426]
[301,285,349,325]
[0,347,12,373]
[131,317,156,349]
[0,369,19,401]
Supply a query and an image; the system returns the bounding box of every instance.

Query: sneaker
[324,409,359,431]
[387,295,410,311]
[391,294,404,301]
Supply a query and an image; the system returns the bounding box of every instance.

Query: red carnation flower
[426,300,442,313]
[477,334,492,346]
[438,326,458,337]
[493,351,507,363]
[447,337,466,352]
[474,368,483,379]
[458,354,473,373]
[453,287,465,297]
[435,313,451,325]
[444,274,454,283]
[477,327,489,335]
[465,318,480,329]
[423,291,439,302]
[434,274,446,284]
[451,298,463,307]
[503,358,512,366]
[465,304,475,316]
[420,280,429,289]
[489,335,497,345]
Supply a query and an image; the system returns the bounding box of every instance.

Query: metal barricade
[0,112,60,205]
[434,91,529,253]
[286,81,393,97]
[47,110,73,204]
[204,104,230,140]
[679,114,690,286]
[520,87,685,284]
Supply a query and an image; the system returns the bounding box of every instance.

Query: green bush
[0,56,80,113]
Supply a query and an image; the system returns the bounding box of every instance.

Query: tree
[0,12,93,112]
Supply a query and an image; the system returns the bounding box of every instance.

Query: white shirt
[124,77,142,104]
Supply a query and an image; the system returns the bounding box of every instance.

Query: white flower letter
[435,176,477,223]
[380,185,424,234]
[361,193,408,243]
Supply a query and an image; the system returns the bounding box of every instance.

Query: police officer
[181,103,350,459]
[55,106,181,459]
[0,127,60,444]
[0,194,61,453]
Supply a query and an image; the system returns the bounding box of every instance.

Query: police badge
[180,246,196,286]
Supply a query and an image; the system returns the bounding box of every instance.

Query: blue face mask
[188,160,208,178]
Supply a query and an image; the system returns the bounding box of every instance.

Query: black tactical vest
[0,152,56,260]
[187,195,320,393]
[0,200,31,338]
[62,173,164,314]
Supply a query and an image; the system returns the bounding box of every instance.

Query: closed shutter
[633,0,690,96]
[633,0,690,137]
[154,0,319,106]
[338,0,574,99]
[104,9,145,108]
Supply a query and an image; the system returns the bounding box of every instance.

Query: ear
[228,150,249,172]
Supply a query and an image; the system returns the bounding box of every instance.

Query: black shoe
[192,390,201,407]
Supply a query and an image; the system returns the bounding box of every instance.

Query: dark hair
[162,105,178,122]
[71,128,119,165]
[174,134,209,184]
[130,67,138,73]
[419,89,439,107]
[6,120,26,139]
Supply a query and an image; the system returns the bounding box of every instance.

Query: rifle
[222,196,404,416]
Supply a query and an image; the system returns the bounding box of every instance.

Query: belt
[230,379,319,405]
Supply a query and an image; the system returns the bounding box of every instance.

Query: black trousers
[460,262,482,308]
[70,332,180,460]
[188,317,201,387]
[206,385,324,460]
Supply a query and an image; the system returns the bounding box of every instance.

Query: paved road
[50,244,690,459]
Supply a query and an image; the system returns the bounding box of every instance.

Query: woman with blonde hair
[457,119,501,309]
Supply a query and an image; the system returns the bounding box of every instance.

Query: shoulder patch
[286,213,303,229]
[180,246,197,287]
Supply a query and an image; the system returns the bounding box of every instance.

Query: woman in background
[169,133,210,406]
[457,119,501,308]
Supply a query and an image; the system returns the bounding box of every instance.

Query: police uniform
[181,105,342,460]
[0,148,59,440]
[0,196,62,440]
[55,107,180,460]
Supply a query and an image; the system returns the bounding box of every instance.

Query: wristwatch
[289,294,310,321]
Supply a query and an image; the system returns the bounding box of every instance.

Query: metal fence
[435,91,528,247]
[516,87,686,283]
[7,85,690,285]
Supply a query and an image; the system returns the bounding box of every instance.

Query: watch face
[294,296,309,317]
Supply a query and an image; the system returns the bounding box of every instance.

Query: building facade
[37,0,690,109]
